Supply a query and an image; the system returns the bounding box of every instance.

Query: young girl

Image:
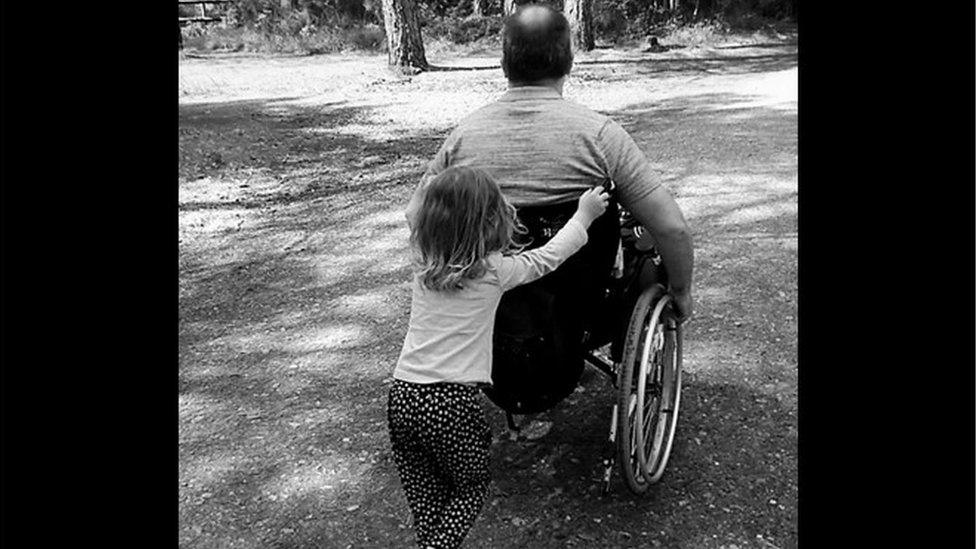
[388,166,609,549]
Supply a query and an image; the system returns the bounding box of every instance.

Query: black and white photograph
[178,0,797,546]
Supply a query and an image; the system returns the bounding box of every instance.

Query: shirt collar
[498,86,563,102]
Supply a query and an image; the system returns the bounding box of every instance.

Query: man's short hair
[501,5,573,83]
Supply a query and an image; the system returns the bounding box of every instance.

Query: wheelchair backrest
[484,196,621,415]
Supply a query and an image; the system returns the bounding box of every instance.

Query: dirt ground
[179,35,797,549]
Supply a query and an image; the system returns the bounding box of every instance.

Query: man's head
[501,4,573,85]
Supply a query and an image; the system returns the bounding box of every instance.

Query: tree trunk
[473,0,489,17]
[503,0,517,16]
[564,0,594,52]
[381,0,428,72]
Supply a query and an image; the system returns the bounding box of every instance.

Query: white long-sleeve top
[393,217,589,385]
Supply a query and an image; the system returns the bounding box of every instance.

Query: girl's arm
[495,187,609,291]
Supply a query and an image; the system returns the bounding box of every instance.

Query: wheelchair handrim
[646,321,682,483]
[634,294,671,480]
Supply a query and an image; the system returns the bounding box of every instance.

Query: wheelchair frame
[489,197,686,495]
[501,241,685,495]
[584,252,684,494]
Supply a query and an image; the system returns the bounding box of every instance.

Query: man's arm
[598,120,695,321]
[404,181,426,230]
[405,129,458,230]
[405,169,438,230]
[629,185,695,321]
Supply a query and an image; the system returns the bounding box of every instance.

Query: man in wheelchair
[404,4,694,418]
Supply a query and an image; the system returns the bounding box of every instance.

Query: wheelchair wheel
[616,284,683,493]
[636,297,682,483]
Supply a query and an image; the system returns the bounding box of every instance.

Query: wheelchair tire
[616,284,683,493]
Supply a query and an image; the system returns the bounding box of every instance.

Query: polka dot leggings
[387,380,492,549]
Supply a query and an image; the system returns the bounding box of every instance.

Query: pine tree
[381,0,428,72]
[564,0,595,51]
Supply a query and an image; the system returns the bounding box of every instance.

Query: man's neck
[507,77,565,95]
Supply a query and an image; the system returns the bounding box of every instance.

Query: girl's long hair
[412,166,526,291]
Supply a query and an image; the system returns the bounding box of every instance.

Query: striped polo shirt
[421,85,662,208]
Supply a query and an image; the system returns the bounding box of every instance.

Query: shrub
[424,15,504,44]
[661,18,729,46]
[182,23,386,54]
[593,0,794,39]
[593,3,629,43]
[180,0,794,55]
[341,25,386,49]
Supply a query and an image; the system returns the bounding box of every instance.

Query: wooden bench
[179,1,231,47]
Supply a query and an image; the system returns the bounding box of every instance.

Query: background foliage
[180,0,795,53]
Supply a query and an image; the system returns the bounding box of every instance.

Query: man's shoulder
[459,95,613,132]
[558,97,613,124]
[456,101,502,127]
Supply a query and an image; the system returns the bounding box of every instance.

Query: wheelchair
[483,187,684,495]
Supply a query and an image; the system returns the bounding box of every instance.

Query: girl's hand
[573,186,610,228]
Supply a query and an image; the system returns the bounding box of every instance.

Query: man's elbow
[654,221,692,245]
[405,203,419,228]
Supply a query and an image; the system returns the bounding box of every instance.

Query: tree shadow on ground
[179,71,796,548]
[426,63,498,73]
[573,51,797,81]
[713,41,798,49]
[180,93,449,548]
[421,47,796,79]
[473,372,797,549]
[179,97,446,184]
[609,92,797,228]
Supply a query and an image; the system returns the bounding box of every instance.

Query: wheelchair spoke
[642,404,656,447]
[627,395,640,459]
[630,417,643,472]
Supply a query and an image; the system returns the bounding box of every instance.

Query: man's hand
[670,289,693,324]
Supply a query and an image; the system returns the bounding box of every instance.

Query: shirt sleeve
[597,119,663,208]
[419,127,460,187]
[493,217,589,291]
